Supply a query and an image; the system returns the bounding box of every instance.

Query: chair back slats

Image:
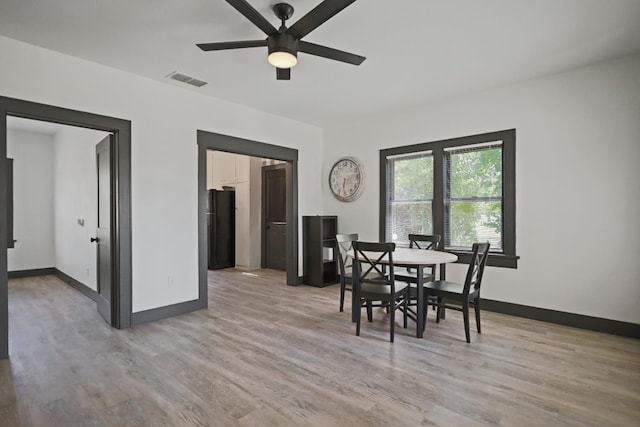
[336,233,358,274]
[335,233,359,313]
[404,234,441,277]
[463,242,490,295]
[353,241,395,285]
[408,234,441,251]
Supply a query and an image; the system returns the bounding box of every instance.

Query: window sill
[449,251,519,269]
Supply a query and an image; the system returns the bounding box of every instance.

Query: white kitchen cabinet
[211,151,236,188]
[206,150,216,189]
[235,181,250,267]
[235,155,250,183]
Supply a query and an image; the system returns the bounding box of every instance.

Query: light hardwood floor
[1,271,639,426]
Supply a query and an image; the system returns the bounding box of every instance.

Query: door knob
[90,237,99,243]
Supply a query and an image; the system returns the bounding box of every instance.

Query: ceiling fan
[197,0,366,80]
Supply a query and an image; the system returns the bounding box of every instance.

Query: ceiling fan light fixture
[268,51,297,68]
[267,32,298,69]
[197,0,366,80]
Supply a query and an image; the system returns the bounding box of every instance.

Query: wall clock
[329,157,365,202]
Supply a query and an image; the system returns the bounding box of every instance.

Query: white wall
[0,35,324,313]
[53,126,109,291]
[323,53,640,324]
[6,130,55,271]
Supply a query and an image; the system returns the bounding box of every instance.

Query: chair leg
[436,297,442,323]
[339,279,345,312]
[366,300,373,322]
[356,299,361,336]
[462,301,471,343]
[403,292,408,329]
[474,297,481,334]
[390,300,395,342]
[422,297,428,333]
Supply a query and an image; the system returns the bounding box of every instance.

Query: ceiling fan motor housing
[273,3,294,21]
[268,33,299,58]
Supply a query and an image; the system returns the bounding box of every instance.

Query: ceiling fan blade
[197,40,267,51]
[287,0,357,39]
[299,41,365,65]
[225,0,278,36]
[276,68,291,80]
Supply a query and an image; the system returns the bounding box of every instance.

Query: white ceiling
[1,0,639,127]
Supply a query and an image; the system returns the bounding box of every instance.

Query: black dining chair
[425,242,490,343]
[395,234,442,322]
[335,233,358,312]
[353,241,409,342]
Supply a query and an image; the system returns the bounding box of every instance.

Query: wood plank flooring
[1,270,639,426]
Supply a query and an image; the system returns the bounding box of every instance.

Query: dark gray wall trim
[0,102,8,358]
[6,159,13,248]
[1,95,133,359]
[8,268,55,279]
[131,299,207,326]
[197,130,299,288]
[54,269,99,302]
[197,130,299,162]
[197,142,208,306]
[481,298,640,339]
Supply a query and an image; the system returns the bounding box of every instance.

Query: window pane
[388,201,433,245]
[393,155,433,201]
[448,201,502,250]
[450,147,502,198]
[387,154,434,245]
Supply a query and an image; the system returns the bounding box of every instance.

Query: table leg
[417,265,424,338]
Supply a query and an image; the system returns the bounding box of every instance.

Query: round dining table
[348,247,458,338]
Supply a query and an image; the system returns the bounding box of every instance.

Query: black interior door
[95,135,114,325]
[262,165,287,270]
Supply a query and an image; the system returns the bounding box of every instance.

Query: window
[380,130,517,268]
[386,152,433,246]
[445,143,503,251]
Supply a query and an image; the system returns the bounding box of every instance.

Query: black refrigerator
[207,189,235,269]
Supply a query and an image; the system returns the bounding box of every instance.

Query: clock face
[329,157,365,202]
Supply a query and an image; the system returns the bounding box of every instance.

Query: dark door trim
[197,130,299,294]
[5,159,13,249]
[0,96,132,359]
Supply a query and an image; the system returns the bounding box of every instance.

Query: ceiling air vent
[166,71,208,87]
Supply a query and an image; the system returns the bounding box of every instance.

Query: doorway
[0,96,132,360]
[206,152,289,273]
[197,130,299,302]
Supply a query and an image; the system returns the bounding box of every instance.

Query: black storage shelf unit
[303,216,338,287]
